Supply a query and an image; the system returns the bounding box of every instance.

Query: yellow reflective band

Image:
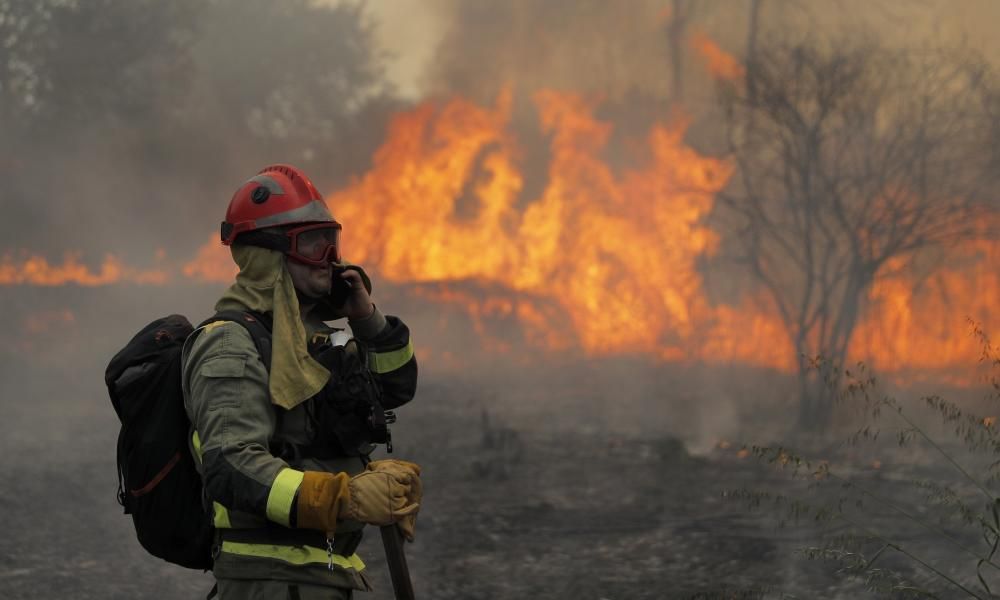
[266,468,304,527]
[213,502,232,528]
[192,430,203,462]
[219,541,365,571]
[369,340,414,374]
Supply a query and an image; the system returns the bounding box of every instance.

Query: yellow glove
[296,469,418,534]
[346,470,419,528]
[367,459,421,479]
[367,459,423,541]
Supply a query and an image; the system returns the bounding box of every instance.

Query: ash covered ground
[0,287,993,600]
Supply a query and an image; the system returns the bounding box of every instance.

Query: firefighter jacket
[180,305,417,590]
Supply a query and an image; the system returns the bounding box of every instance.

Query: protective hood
[214,244,330,409]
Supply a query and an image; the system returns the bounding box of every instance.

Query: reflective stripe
[194,430,234,528]
[220,541,365,571]
[266,468,304,527]
[256,200,333,227]
[192,431,203,462]
[368,340,414,374]
[214,502,232,528]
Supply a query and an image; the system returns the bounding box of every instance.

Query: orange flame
[327,90,1000,378]
[690,30,745,82]
[7,84,1000,386]
[0,252,169,286]
[182,235,237,283]
[851,238,1000,383]
[330,89,732,359]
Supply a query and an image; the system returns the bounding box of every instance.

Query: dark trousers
[214,579,353,600]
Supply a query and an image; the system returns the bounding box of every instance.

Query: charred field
[1,286,995,600]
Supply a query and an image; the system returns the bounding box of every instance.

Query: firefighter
[181,164,421,599]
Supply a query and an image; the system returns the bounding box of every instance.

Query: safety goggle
[283,223,342,267]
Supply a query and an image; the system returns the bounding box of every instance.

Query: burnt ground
[1,286,998,599]
[2,364,998,600]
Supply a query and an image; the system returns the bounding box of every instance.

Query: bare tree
[718,41,998,429]
[663,0,696,103]
[744,0,764,101]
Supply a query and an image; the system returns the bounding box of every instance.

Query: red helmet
[221,164,342,265]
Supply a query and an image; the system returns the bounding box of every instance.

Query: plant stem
[892,407,995,502]
[825,470,1000,571]
[832,511,986,599]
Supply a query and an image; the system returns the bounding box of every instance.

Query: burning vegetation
[3,2,1000,599]
[4,46,998,401]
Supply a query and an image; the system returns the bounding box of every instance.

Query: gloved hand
[367,459,423,541]
[296,469,419,535]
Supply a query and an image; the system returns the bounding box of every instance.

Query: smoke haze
[2,1,1000,597]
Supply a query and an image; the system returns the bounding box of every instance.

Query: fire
[690,30,745,82]
[183,234,237,283]
[0,252,168,286]
[326,89,1000,378]
[700,299,795,370]
[851,238,1000,383]
[6,84,1000,385]
[329,89,732,359]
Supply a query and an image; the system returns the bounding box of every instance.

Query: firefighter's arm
[349,307,417,410]
[337,266,417,410]
[183,321,304,527]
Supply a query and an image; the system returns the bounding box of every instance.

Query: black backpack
[105,311,272,570]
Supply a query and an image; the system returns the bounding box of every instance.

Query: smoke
[422,0,1000,115]
[367,0,1000,439]
[0,0,398,262]
[0,0,402,439]
[3,3,1000,597]
[1,2,998,449]
[6,0,998,436]
[424,1,676,102]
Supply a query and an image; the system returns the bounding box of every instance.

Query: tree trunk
[794,322,822,430]
[796,348,833,431]
[746,0,763,102]
[666,0,688,104]
[796,268,873,431]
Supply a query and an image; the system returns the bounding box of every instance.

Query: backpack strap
[195,310,273,372]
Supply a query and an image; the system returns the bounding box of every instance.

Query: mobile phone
[327,265,352,308]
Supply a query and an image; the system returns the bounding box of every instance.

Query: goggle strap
[233,231,292,253]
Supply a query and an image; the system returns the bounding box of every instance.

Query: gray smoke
[2,3,999,596]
